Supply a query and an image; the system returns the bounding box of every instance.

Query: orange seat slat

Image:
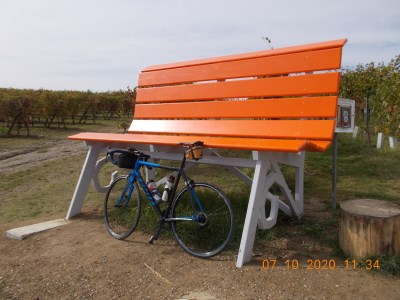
[69,132,311,152]
[134,96,337,119]
[139,48,343,87]
[136,73,340,103]
[128,119,335,140]
[305,140,332,152]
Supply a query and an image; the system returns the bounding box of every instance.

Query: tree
[340,54,400,139]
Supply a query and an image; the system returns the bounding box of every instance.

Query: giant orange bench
[68,38,347,267]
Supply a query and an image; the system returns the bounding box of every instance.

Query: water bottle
[147,180,162,203]
[162,175,175,202]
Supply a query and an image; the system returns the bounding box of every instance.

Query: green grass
[0,153,84,223]
[305,134,400,203]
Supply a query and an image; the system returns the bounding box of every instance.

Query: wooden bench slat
[69,132,314,152]
[136,73,340,103]
[139,48,343,87]
[128,119,335,140]
[142,39,347,72]
[305,140,332,152]
[134,96,337,119]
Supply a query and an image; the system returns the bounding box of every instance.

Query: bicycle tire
[170,182,234,258]
[104,175,141,240]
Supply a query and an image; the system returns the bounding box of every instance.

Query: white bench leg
[66,145,101,220]
[236,152,270,267]
[257,192,280,229]
[92,156,119,193]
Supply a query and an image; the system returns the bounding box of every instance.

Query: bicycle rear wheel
[104,175,141,239]
[171,182,234,258]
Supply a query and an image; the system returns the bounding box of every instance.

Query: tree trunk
[7,110,22,135]
[339,199,400,258]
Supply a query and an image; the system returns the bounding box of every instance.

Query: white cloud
[0,0,399,91]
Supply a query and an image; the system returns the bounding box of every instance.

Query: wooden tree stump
[339,199,400,258]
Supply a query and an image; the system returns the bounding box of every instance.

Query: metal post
[365,93,371,143]
[332,132,338,210]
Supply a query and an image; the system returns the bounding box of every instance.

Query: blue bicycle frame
[115,153,204,223]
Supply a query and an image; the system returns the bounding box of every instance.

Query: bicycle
[104,142,235,258]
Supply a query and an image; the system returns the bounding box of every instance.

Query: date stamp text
[261,259,380,271]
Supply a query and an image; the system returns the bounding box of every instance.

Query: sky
[1,0,399,92]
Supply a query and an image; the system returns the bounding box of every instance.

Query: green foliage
[340,54,400,137]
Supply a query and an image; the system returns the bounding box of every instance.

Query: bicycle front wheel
[171,182,234,258]
[104,175,141,240]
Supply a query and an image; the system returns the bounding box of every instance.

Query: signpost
[333,99,355,209]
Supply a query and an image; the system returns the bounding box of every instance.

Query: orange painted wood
[69,132,312,152]
[70,39,347,153]
[136,72,340,103]
[128,119,335,140]
[139,48,343,86]
[134,96,337,119]
[143,39,347,72]
[305,140,332,152]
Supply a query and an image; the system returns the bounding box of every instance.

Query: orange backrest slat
[139,48,343,87]
[136,72,340,103]
[128,119,335,140]
[143,39,347,72]
[128,39,346,148]
[134,96,337,119]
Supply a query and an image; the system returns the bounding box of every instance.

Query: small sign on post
[332,98,356,209]
[336,98,355,133]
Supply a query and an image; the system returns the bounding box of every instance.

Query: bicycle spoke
[207,204,230,217]
[171,183,234,258]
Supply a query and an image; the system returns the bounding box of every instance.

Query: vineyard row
[0,88,136,135]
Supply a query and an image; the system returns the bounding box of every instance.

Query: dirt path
[1,213,399,300]
[0,139,86,175]
[0,137,399,299]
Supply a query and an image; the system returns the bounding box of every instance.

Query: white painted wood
[277,199,291,216]
[256,171,279,229]
[258,192,280,230]
[236,152,271,267]
[92,156,119,193]
[145,145,156,182]
[389,136,398,148]
[264,151,304,168]
[235,150,305,266]
[143,151,257,168]
[271,160,302,218]
[83,141,257,168]
[66,145,101,220]
[377,133,384,149]
[352,126,359,138]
